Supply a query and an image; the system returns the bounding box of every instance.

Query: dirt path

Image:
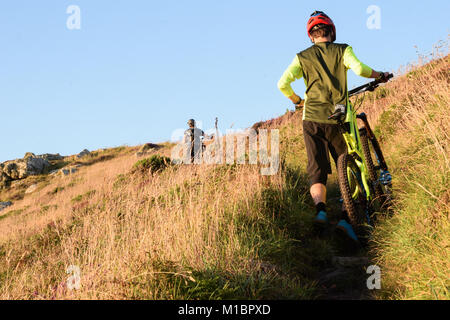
[314,181,375,300]
[316,234,374,300]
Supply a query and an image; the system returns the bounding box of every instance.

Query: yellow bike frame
[340,102,372,201]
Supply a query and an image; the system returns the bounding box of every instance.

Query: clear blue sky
[0,0,449,162]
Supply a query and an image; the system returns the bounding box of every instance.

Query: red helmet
[307,11,336,42]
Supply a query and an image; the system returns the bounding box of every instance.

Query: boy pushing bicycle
[277,11,390,242]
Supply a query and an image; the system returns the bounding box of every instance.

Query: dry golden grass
[361,49,450,299]
[0,43,448,300]
[0,143,318,299]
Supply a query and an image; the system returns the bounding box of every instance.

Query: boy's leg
[303,121,332,224]
[311,183,328,225]
[303,121,332,186]
[310,183,326,205]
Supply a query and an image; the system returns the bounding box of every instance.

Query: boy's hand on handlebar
[377,72,391,83]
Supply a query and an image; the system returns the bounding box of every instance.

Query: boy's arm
[277,56,304,105]
[202,130,212,140]
[344,46,385,79]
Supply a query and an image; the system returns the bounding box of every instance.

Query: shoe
[314,210,329,226]
[336,220,359,243]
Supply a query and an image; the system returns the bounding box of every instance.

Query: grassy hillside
[367,54,450,299]
[0,52,448,300]
[0,127,327,299]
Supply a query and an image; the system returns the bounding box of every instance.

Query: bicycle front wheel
[337,153,371,234]
[359,129,393,210]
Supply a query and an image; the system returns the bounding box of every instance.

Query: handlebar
[348,73,394,97]
[327,73,394,121]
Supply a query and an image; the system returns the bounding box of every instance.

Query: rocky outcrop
[24,152,63,161]
[77,149,91,158]
[38,153,64,161]
[24,152,35,159]
[0,172,9,188]
[2,158,50,179]
[0,154,51,188]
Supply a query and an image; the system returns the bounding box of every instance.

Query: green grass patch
[71,190,96,203]
[41,205,58,213]
[0,208,25,221]
[113,174,128,190]
[133,155,172,174]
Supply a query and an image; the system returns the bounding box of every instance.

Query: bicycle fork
[357,112,392,187]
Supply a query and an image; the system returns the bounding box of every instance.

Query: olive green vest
[297,42,349,124]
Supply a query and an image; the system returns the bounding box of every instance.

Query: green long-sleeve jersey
[278,43,374,124]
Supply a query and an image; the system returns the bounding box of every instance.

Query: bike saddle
[328,104,346,121]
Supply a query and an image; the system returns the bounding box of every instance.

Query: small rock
[77,149,91,158]
[25,184,38,194]
[0,201,12,212]
[61,167,78,176]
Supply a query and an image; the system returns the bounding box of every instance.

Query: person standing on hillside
[277,11,390,242]
[183,119,212,164]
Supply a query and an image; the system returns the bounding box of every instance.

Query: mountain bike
[328,74,394,239]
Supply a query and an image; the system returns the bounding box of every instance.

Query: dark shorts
[303,120,347,186]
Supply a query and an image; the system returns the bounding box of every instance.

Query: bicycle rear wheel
[359,129,393,210]
[337,153,371,237]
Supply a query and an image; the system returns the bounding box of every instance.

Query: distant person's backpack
[190,128,195,158]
